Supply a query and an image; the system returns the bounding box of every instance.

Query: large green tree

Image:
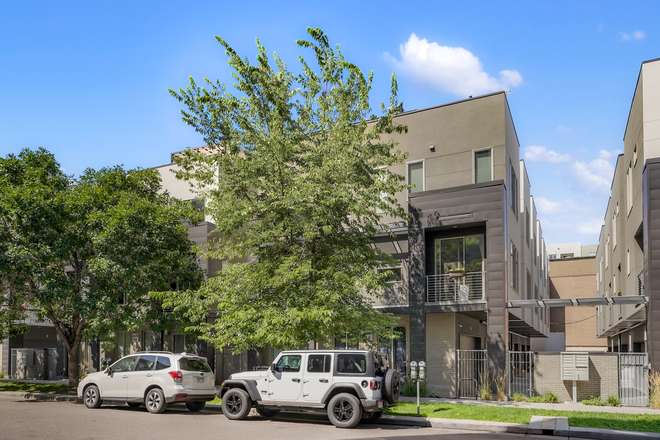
[0,148,204,387]
[159,28,409,352]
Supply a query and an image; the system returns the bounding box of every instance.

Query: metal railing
[619,353,649,406]
[456,350,488,399]
[508,351,534,398]
[637,271,644,296]
[427,272,486,303]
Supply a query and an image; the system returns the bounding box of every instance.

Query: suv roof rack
[135,351,173,355]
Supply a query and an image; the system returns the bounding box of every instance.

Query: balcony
[426,272,486,303]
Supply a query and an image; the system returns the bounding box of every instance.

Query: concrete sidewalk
[399,395,660,415]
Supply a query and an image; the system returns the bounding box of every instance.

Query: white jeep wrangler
[219,350,400,428]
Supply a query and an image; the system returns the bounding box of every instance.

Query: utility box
[561,352,589,381]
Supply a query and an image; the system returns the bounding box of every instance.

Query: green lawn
[0,381,77,395]
[385,402,660,433]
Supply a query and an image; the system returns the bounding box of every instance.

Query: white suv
[219,350,400,428]
[77,351,216,414]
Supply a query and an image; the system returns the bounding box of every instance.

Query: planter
[449,271,466,278]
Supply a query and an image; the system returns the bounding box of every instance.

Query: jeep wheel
[186,401,206,412]
[256,406,280,418]
[145,388,167,414]
[382,369,401,404]
[83,385,102,409]
[328,393,362,428]
[360,410,383,424]
[222,388,251,420]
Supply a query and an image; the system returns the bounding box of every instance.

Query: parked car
[219,350,400,428]
[77,351,216,414]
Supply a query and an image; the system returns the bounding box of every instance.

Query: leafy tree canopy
[159,28,409,352]
[0,148,204,386]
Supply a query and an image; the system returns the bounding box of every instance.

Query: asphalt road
[0,395,546,440]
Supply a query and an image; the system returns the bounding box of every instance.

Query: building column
[408,205,426,364]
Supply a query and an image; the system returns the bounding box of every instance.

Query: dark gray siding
[643,159,660,371]
[408,180,508,372]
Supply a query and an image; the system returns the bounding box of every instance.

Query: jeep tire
[256,405,280,418]
[222,388,252,420]
[382,369,401,404]
[360,410,383,424]
[328,393,362,428]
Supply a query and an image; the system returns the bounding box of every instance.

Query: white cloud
[384,34,523,97]
[578,220,604,235]
[556,125,572,133]
[572,158,615,194]
[597,149,622,160]
[621,30,645,41]
[535,197,562,214]
[524,146,571,163]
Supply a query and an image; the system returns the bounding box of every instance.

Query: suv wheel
[382,369,401,404]
[328,393,362,428]
[255,406,280,418]
[222,388,251,420]
[185,401,206,412]
[360,410,383,424]
[83,385,102,409]
[145,388,167,414]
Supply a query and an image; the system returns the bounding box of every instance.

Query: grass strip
[385,402,660,433]
[0,381,76,395]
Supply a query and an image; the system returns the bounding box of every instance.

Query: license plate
[196,377,204,383]
[378,400,384,409]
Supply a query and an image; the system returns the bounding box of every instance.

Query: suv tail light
[369,380,380,390]
[169,371,183,384]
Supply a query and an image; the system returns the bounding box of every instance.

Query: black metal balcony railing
[426,272,486,303]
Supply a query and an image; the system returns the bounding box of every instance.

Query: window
[408,162,424,194]
[511,242,519,292]
[307,354,331,373]
[275,355,302,373]
[336,354,366,375]
[377,267,402,283]
[612,214,617,249]
[627,249,631,275]
[600,257,604,284]
[135,356,156,371]
[179,358,212,372]
[174,334,185,353]
[633,145,638,167]
[534,285,538,300]
[526,270,532,300]
[155,356,171,370]
[510,166,518,218]
[112,356,138,373]
[474,149,492,183]
[627,165,633,215]
[142,331,152,351]
[605,236,609,268]
[560,253,574,258]
[374,167,388,214]
[525,209,530,245]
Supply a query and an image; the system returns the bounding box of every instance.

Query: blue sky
[1,1,658,246]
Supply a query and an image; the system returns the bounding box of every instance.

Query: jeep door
[302,353,332,402]
[268,353,303,402]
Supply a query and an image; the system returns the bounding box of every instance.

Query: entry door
[268,354,303,402]
[303,354,333,402]
[102,355,137,399]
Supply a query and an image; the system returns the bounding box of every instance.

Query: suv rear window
[155,356,171,370]
[336,354,366,375]
[179,358,212,372]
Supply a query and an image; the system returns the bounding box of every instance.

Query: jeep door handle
[319,378,328,383]
[292,378,301,383]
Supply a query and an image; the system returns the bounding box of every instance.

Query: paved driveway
[0,395,543,440]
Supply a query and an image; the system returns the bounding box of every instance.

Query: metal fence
[10,348,59,380]
[456,349,487,399]
[619,353,649,406]
[427,272,486,303]
[508,351,534,398]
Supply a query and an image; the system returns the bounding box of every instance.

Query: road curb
[427,417,535,435]
[0,391,80,403]
[559,427,660,440]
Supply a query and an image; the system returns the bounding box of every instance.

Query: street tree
[159,28,409,352]
[0,148,204,387]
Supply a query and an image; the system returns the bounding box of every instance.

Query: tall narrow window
[525,209,530,245]
[526,270,532,300]
[627,165,633,215]
[474,149,492,183]
[612,214,617,249]
[408,162,424,194]
[511,242,519,292]
[510,166,518,218]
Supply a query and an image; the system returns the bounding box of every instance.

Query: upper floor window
[510,166,519,219]
[627,165,633,215]
[408,161,424,194]
[510,242,519,292]
[525,209,530,246]
[474,149,492,183]
[633,144,638,167]
[612,213,617,249]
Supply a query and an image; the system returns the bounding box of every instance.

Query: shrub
[494,371,506,401]
[427,389,443,398]
[525,392,559,403]
[650,370,660,410]
[512,393,526,402]
[582,396,606,406]
[607,395,621,407]
[402,378,428,397]
[0,368,5,379]
[478,372,492,401]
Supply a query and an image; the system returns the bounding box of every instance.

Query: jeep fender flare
[221,379,261,402]
[320,382,367,405]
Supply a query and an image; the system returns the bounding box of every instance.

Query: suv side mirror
[270,363,277,372]
[105,367,113,375]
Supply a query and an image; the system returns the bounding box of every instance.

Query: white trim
[472,146,494,184]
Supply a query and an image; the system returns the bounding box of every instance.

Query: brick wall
[426,313,457,397]
[533,353,618,401]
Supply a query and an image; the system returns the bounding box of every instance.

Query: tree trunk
[67,343,80,389]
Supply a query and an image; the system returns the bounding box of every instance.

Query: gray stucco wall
[643,158,660,372]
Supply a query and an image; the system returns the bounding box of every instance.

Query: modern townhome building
[372,91,550,397]
[596,57,660,372]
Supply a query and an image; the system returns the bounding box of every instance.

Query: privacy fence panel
[619,353,649,406]
[508,351,534,398]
